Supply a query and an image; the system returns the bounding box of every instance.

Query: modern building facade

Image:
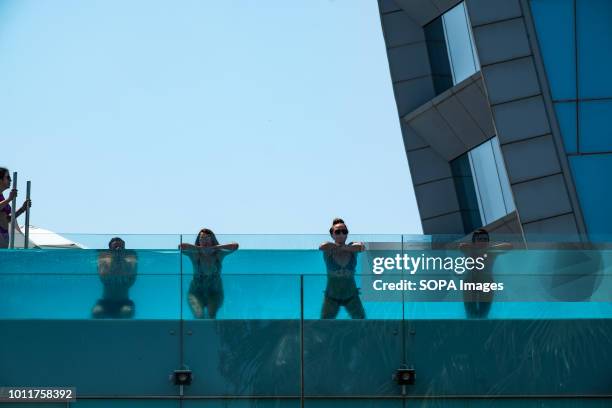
[378,0,612,241]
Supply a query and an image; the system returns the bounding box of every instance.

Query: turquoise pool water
[2,247,612,320]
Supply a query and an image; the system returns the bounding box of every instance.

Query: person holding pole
[0,168,31,249]
[24,181,32,248]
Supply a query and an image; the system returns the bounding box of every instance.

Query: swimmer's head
[329,218,348,245]
[108,237,125,250]
[0,168,10,190]
[472,228,490,245]
[196,228,219,247]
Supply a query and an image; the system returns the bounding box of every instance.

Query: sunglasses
[333,229,348,235]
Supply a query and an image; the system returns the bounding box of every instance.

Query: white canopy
[12,224,85,249]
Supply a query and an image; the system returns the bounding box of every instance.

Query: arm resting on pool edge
[179,242,239,254]
[216,242,239,252]
[319,242,365,252]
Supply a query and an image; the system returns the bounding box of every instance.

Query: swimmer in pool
[92,237,138,318]
[319,218,366,319]
[179,228,238,319]
[0,167,32,249]
[458,228,512,318]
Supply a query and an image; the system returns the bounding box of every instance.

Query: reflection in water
[216,320,299,396]
[546,243,604,301]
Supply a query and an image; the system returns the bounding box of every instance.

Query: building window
[451,137,515,233]
[425,1,480,95]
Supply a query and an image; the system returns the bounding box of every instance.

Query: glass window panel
[424,2,481,94]
[450,153,482,233]
[554,102,578,154]
[577,0,612,98]
[491,137,516,214]
[469,140,507,225]
[569,155,612,239]
[424,17,454,94]
[450,137,515,231]
[579,100,612,153]
[530,0,576,100]
[443,2,479,84]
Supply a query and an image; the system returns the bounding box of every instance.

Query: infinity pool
[2,244,612,403]
[2,248,612,320]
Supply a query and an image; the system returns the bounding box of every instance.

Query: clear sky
[0,0,421,235]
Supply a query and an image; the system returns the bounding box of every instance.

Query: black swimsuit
[323,247,359,302]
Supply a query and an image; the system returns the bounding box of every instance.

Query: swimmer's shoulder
[319,241,337,252]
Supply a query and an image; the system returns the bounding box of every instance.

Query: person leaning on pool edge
[179,228,238,319]
[319,218,366,319]
[0,167,32,249]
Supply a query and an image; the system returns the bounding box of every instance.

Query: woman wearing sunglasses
[179,228,238,319]
[319,218,366,319]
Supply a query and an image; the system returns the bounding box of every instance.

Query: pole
[300,274,304,408]
[9,172,17,249]
[24,181,31,249]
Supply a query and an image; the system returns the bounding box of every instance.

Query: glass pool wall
[1,234,612,407]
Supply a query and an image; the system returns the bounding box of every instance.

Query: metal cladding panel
[454,81,497,138]
[401,121,429,151]
[393,78,437,116]
[482,56,541,104]
[394,0,440,25]
[522,213,580,238]
[512,174,573,223]
[388,43,433,81]
[409,107,467,160]
[407,147,454,185]
[414,178,461,219]
[379,0,402,14]
[432,0,464,14]
[435,90,489,149]
[501,134,562,184]
[473,18,531,66]
[492,96,551,143]
[465,0,522,26]
[381,11,425,46]
[422,211,465,234]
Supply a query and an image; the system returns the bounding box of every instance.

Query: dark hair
[195,228,219,246]
[329,218,346,235]
[471,228,489,243]
[0,168,9,180]
[108,237,125,249]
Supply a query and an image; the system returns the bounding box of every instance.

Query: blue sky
[0,0,421,234]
